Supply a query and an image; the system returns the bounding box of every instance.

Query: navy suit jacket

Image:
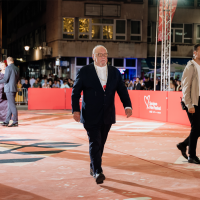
[71,63,132,124]
[0,63,19,93]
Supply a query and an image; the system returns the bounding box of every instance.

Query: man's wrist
[125,107,132,110]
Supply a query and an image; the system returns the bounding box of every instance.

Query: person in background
[61,80,70,88]
[15,80,23,105]
[144,77,150,90]
[140,79,145,90]
[57,80,60,88]
[156,79,160,91]
[177,44,200,164]
[42,79,49,88]
[52,80,59,88]
[127,81,134,90]
[22,79,31,90]
[22,79,31,103]
[176,80,182,91]
[41,76,45,85]
[0,61,8,122]
[30,77,35,88]
[33,80,41,88]
[0,57,19,127]
[21,77,25,85]
[48,80,53,88]
[60,77,63,85]
[170,80,176,91]
[133,77,141,90]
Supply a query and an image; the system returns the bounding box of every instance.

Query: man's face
[25,80,28,84]
[136,78,139,83]
[45,79,47,83]
[194,46,200,59]
[35,80,38,84]
[92,47,108,67]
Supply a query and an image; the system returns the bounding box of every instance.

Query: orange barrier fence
[28,89,190,126]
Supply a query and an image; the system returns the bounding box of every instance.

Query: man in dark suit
[72,45,132,184]
[0,57,19,127]
[133,77,141,90]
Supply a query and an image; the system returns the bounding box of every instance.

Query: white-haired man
[0,57,19,127]
[72,45,132,184]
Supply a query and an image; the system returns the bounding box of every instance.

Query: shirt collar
[94,63,107,68]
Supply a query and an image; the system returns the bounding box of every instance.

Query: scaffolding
[160,0,172,91]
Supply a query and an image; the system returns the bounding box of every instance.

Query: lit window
[103,26,113,40]
[63,18,74,39]
[92,25,101,39]
[79,18,90,39]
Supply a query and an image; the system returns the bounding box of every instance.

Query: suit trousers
[84,123,112,175]
[5,92,18,124]
[182,97,200,157]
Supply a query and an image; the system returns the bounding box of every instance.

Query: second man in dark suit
[0,57,19,127]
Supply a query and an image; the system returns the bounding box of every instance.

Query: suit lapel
[105,65,112,93]
[90,64,104,93]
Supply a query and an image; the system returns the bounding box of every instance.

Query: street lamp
[24,46,30,51]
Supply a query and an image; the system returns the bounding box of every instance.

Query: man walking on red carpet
[177,44,200,164]
[72,45,132,184]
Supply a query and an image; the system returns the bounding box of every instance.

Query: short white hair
[92,45,108,55]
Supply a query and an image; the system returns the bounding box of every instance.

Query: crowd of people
[125,76,182,91]
[19,74,75,90]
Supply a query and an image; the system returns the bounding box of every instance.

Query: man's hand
[188,107,195,114]
[73,111,81,122]
[125,108,132,118]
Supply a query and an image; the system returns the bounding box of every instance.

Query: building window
[148,0,153,5]
[126,58,136,67]
[184,24,192,44]
[197,25,200,43]
[85,4,120,17]
[115,20,126,40]
[63,18,74,39]
[114,58,124,67]
[177,0,194,7]
[171,23,192,44]
[131,21,141,41]
[198,0,200,7]
[92,19,114,40]
[79,18,90,39]
[76,58,87,66]
[147,22,152,43]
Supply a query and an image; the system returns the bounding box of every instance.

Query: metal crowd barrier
[15,88,28,105]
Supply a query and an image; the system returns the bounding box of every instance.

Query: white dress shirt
[94,64,131,110]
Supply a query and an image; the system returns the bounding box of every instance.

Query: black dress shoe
[1,122,9,126]
[188,156,200,164]
[177,143,188,159]
[95,173,105,184]
[8,123,18,127]
[90,168,94,177]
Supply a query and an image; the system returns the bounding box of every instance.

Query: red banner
[158,0,178,42]
[139,91,168,122]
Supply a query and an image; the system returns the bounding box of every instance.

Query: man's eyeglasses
[95,53,109,57]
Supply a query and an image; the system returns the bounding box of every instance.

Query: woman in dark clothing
[0,61,8,122]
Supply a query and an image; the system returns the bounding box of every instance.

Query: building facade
[147,0,200,78]
[7,0,200,80]
[6,0,148,80]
